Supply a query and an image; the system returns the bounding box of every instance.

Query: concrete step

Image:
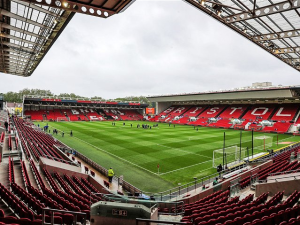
[3,151,19,158]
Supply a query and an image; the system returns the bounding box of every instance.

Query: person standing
[4,121,8,132]
[62,131,64,137]
[70,130,73,137]
[213,177,219,186]
[217,164,223,178]
[108,167,114,183]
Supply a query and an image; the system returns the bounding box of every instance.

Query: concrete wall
[39,157,82,176]
[156,102,173,114]
[256,179,300,197]
[88,176,110,195]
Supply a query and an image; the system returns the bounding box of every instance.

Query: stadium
[2,0,300,225]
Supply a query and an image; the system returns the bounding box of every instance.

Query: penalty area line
[159,159,212,176]
[72,136,158,176]
[156,144,211,159]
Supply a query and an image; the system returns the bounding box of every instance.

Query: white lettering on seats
[229,107,242,115]
[251,107,268,115]
[276,107,291,117]
[164,107,174,113]
[174,107,185,113]
[71,109,79,115]
[207,107,219,114]
[191,107,202,114]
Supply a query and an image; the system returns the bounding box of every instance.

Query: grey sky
[1,0,299,99]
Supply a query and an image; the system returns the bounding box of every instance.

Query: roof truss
[0,0,135,76]
[183,0,300,71]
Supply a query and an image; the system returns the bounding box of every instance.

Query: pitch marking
[156,144,211,159]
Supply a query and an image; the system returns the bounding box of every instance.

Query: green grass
[36,121,300,193]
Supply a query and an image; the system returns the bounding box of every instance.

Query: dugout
[90,201,158,225]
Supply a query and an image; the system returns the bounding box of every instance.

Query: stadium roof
[0,0,134,77]
[147,85,300,104]
[184,0,300,71]
[1,0,300,77]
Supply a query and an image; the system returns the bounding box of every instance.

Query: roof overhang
[147,86,300,103]
[183,0,300,72]
[0,0,135,77]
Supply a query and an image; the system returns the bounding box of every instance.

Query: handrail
[136,218,187,225]
[42,208,87,225]
[268,175,300,182]
[140,163,248,201]
[269,168,300,177]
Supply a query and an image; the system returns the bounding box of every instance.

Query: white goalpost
[254,135,274,151]
[56,117,70,122]
[213,146,247,168]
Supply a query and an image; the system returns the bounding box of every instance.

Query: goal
[213,146,246,168]
[254,136,273,151]
[56,117,70,122]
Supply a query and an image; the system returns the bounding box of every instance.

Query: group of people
[141,124,151,129]
[169,123,176,128]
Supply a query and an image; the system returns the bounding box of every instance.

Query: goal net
[56,117,70,122]
[254,136,273,151]
[213,146,246,168]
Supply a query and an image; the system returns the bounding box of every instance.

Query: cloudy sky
[1,0,299,99]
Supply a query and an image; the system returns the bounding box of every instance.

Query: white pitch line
[158,159,213,176]
[73,136,158,175]
[156,143,211,159]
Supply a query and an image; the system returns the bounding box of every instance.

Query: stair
[240,105,251,119]
[215,106,228,118]
[268,105,278,120]
[14,164,25,189]
[25,162,39,190]
[0,162,8,187]
[3,151,19,158]
[0,200,15,217]
[250,182,257,191]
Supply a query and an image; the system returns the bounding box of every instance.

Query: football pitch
[36,121,300,193]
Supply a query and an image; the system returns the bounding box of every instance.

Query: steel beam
[0,23,45,39]
[0,9,53,29]
[0,33,42,46]
[12,0,60,17]
[274,47,300,54]
[225,0,300,24]
[253,29,300,41]
[15,0,118,18]
[2,41,35,53]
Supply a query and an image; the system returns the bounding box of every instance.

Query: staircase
[239,105,251,119]
[267,105,278,120]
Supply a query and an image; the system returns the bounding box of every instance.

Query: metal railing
[269,168,300,177]
[251,141,300,163]
[268,174,300,182]
[138,163,248,202]
[136,218,187,225]
[41,208,87,225]
[99,192,185,215]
